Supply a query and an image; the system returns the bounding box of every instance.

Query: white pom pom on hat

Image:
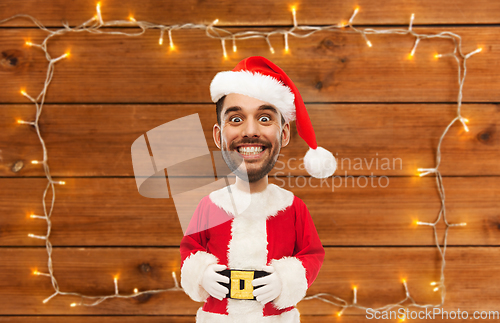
[210,56,337,178]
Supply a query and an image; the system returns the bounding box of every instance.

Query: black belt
[217,269,269,300]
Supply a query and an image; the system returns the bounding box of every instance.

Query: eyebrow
[257,105,279,116]
[223,106,242,118]
[223,105,279,118]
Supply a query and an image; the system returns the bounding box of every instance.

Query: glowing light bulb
[433,287,439,292]
[434,53,441,59]
[26,41,33,46]
[168,30,175,50]
[233,43,237,52]
[430,282,437,286]
[134,288,138,293]
[20,89,27,96]
[33,270,40,275]
[129,16,136,22]
[270,47,275,54]
[71,303,77,307]
[64,52,70,58]
[459,222,467,226]
[31,160,40,164]
[402,279,406,283]
[337,312,342,317]
[159,37,163,45]
[57,181,66,185]
[366,40,372,47]
[213,19,219,25]
[354,7,360,14]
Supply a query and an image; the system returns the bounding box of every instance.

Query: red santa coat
[180,183,325,323]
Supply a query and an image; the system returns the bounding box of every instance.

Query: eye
[230,116,242,122]
[259,116,271,122]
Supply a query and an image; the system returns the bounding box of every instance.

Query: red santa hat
[210,56,337,178]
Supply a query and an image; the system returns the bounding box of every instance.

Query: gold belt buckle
[230,270,255,300]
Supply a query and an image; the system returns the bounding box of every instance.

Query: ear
[213,123,222,149]
[281,122,291,147]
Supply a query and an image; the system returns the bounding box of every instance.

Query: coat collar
[209,183,294,219]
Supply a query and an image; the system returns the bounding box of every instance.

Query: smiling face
[213,93,290,183]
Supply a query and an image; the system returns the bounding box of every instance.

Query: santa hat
[210,56,337,178]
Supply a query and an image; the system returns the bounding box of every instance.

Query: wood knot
[315,81,323,90]
[320,38,340,51]
[134,292,152,303]
[477,126,495,145]
[139,263,152,274]
[11,160,24,173]
[1,50,27,71]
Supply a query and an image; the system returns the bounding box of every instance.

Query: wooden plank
[1,0,500,27]
[0,27,496,103]
[2,176,498,247]
[0,247,498,314]
[1,104,498,177]
[0,316,485,322]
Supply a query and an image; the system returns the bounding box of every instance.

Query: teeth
[238,146,263,155]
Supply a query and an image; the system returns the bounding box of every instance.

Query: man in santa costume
[180,56,337,322]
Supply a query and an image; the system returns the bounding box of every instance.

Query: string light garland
[0,2,482,314]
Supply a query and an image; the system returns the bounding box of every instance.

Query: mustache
[229,138,272,150]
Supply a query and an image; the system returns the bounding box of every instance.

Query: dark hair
[215,95,286,126]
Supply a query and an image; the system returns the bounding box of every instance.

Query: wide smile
[235,145,267,159]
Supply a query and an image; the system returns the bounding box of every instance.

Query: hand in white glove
[201,264,229,301]
[252,265,282,305]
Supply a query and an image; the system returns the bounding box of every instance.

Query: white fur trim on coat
[181,251,219,302]
[196,306,300,323]
[271,257,308,309]
[209,184,294,220]
[210,70,296,123]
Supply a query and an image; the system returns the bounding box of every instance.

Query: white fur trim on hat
[304,146,337,178]
[210,70,296,123]
[271,257,308,309]
[180,251,219,302]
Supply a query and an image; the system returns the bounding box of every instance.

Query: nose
[242,118,260,138]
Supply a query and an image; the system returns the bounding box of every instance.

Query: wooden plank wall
[1,0,499,321]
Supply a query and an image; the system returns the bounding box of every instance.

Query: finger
[211,264,227,272]
[256,291,275,305]
[214,273,230,284]
[262,265,275,273]
[252,275,272,287]
[209,287,226,301]
[212,292,224,301]
[212,283,229,296]
[253,284,273,296]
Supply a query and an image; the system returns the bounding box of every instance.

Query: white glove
[252,265,282,305]
[201,264,229,301]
